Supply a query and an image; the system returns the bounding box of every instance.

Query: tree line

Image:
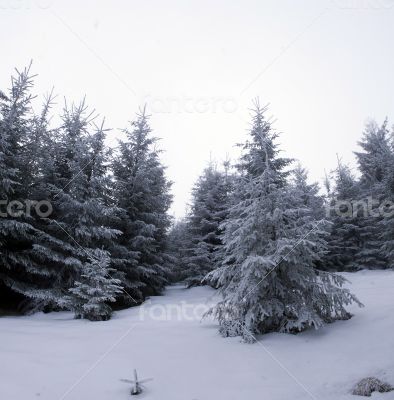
[169,102,393,341]
[1,65,393,337]
[0,65,171,320]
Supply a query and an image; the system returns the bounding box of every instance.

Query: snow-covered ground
[1,270,394,400]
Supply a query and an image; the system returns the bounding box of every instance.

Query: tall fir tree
[324,161,363,271]
[292,164,325,220]
[112,108,172,304]
[0,65,53,307]
[166,219,192,282]
[182,161,234,286]
[205,102,361,341]
[355,120,392,269]
[26,100,122,309]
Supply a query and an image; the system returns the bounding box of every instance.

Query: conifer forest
[1,2,393,400]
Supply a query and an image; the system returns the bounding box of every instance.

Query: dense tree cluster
[1,65,392,335]
[325,120,394,271]
[170,101,393,340]
[168,161,234,286]
[0,66,172,319]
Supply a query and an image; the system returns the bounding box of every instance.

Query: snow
[1,270,394,400]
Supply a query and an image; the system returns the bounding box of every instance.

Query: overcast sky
[1,0,393,218]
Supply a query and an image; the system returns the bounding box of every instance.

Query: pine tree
[352,120,392,269]
[324,161,363,271]
[182,161,234,286]
[68,249,122,321]
[292,164,325,219]
[0,65,51,306]
[205,102,361,341]
[27,100,121,309]
[166,220,192,282]
[354,121,391,269]
[355,120,392,185]
[323,121,392,271]
[112,108,172,304]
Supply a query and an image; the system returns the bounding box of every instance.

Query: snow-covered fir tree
[181,161,234,286]
[324,161,363,271]
[355,120,392,186]
[379,127,394,268]
[112,108,172,304]
[292,164,325,220]
[354,120,391,269]
[26,100,122,310]
[0,66,174,313]
[166,220,193,282]
[68,249,122,321]
[0,65,52,307]
[324,121,393,271]
[205,102,361,341]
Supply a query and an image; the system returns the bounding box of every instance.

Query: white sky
[1,0,393,218]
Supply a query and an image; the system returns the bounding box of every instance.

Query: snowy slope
[1,270,394,400]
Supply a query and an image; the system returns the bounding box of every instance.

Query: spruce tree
[355,120,392,269]
[166,220,193,283]
[27,100,121,308]
[68,249,122,321]
[0,65,51,306]
[292,164,325,220]
[206,102,361,341]
[182,161,234,286]
[324,161,363,271]
[112,108,172,303]
[324,121,392,271]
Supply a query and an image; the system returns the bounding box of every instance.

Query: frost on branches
[181,161,234,287]
[205,101,362,342]
[68,249,123,321]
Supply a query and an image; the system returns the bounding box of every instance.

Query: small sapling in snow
[121,369,153,396]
